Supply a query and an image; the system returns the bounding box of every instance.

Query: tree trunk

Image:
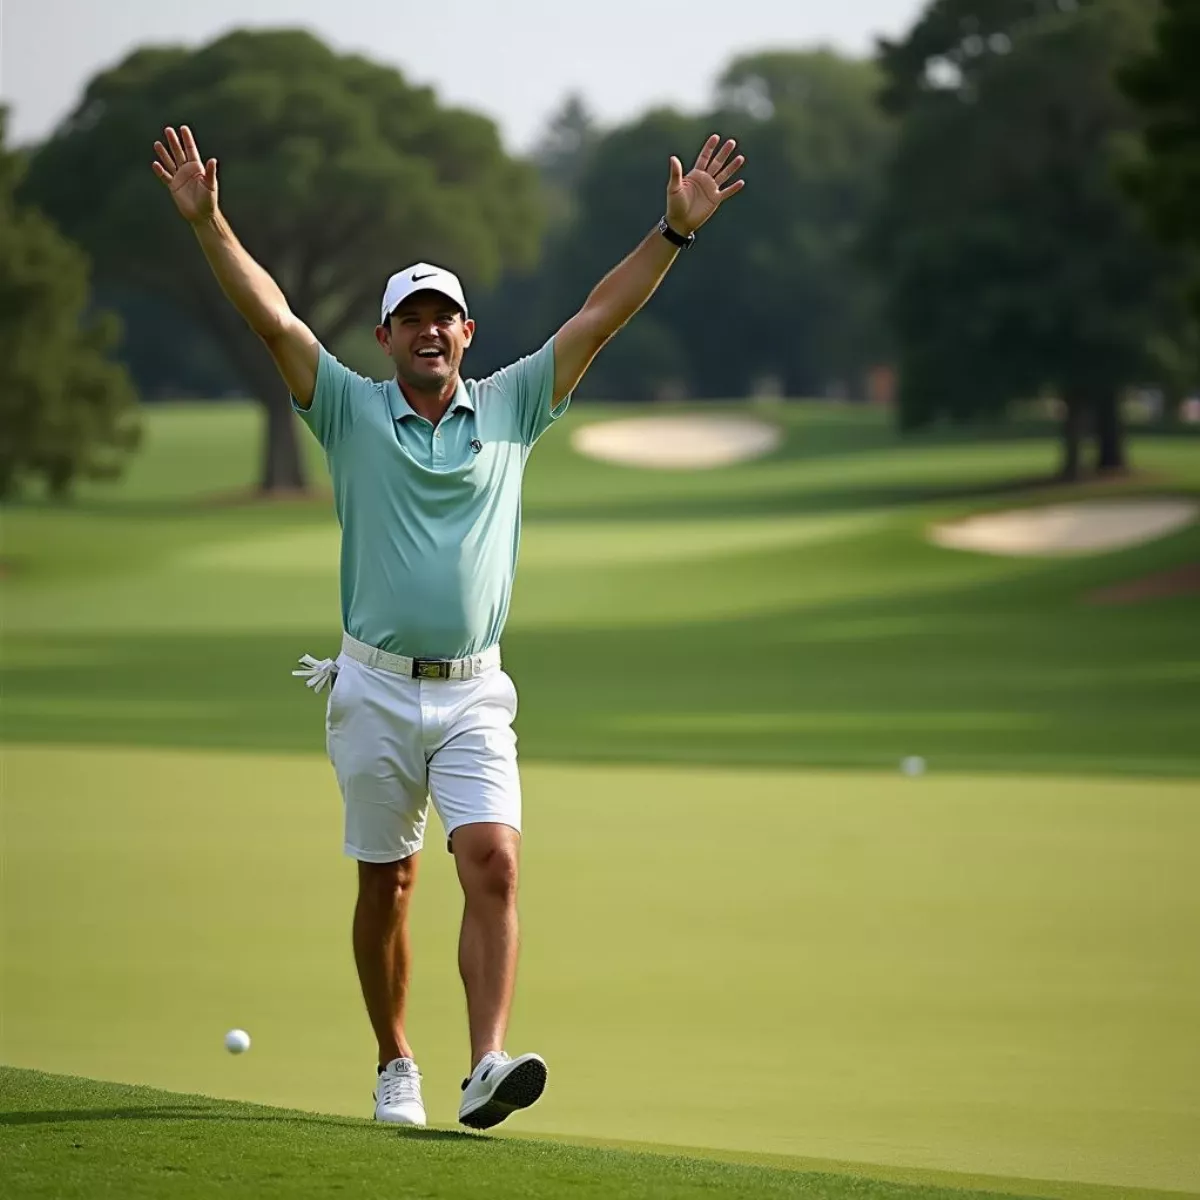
[1093,388,1128,474]
[1059,390,1090,482]
[219,320,309,494]
[258,376,308,493]
[185,279,310,495]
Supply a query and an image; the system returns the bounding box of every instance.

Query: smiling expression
[376,291,475,394]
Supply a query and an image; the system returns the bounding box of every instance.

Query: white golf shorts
[324,653,521,862]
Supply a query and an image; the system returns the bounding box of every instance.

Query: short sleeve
[492,338,571,448]
[292,346,361,450]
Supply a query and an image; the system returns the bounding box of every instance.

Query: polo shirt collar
[387,376,473,424]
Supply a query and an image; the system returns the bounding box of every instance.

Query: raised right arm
[152,125,319,409]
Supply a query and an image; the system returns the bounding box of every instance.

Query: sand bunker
[929,498,1198,557]
[571,415,782,469]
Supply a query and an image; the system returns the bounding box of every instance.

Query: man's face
[376,291,475,390]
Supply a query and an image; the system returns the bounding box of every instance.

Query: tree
[711,50,893,398]
[877,0,1079,114]
[1121,0,1200,325]
[22,29,543,492]
[544,51,891,401]
[0,108,139,499]
[870,0,1189,478]
[543,107,703,400]
[531,93,600,228]
[95,284,241,400]
[465,95,602,380]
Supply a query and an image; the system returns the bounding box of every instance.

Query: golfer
[153,123,745,1129]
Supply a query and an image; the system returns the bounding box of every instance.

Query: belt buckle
[413,659,451,680]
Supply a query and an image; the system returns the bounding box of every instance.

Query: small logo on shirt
[469,439,483,454]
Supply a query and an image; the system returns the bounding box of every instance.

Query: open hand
[666,134,746,237]
[152,125,218,224]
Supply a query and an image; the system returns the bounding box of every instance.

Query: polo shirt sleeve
[291,346,361,450]
[501,337,571,447]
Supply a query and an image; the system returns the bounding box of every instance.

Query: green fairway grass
[0,1068,1077,1200]
[3,402,1199,774]
[4,745,1198,1190]
[3,401,1200,1195]
[5,1070,1192,1200]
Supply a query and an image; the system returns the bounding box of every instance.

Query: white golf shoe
[374,1057,426,1126]
[458,1051,548,1130]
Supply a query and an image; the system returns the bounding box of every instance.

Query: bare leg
[353,856,419,1067]
[451,823,520,1069]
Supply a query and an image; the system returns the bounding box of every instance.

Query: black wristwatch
[658,215,696,249]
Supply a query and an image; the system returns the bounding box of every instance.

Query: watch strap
[658,215,695,249]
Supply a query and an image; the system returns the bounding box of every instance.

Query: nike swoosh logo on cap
[411,271,437,281]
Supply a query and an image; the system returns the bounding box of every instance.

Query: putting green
[4,744,1198,1192]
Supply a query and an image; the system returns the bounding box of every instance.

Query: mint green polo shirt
[293,340,569,658]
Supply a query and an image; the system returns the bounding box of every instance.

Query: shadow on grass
[528,468,1199,525]
[0,1105,481,1142]
[3,508,1197,775]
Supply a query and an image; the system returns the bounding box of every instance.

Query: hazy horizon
[1,0,923,152]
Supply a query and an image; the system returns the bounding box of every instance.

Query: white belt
[292,635,500,693]
[341,633,500,680]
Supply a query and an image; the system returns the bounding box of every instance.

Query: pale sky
[1,0,923,151]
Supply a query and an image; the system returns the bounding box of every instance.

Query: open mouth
[415,347,445,365]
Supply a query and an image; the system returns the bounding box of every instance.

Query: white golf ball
[224,1029,251,1055]
[901,755,926,777]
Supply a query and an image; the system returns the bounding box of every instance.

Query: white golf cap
[380,262,468,324]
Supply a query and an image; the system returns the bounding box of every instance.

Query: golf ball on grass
[224,1029,251,1055]
[900,755,926,777]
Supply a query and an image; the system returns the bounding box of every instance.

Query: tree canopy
[1121,0,1200,323]
[22,29,544,491]
[0,108,139,500]
[537,50,891,401]
[870,0,1190,477]
[531,93,601,227]
[877,0,1079,113]
[712,49,893,399]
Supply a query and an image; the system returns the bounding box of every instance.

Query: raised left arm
[552,134,746,404]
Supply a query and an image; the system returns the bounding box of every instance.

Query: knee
[358,858,417,909]
[466,845,519,905]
